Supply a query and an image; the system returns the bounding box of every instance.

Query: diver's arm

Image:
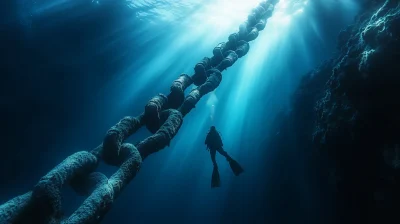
[205,133,211,151]
[205,133,210,144]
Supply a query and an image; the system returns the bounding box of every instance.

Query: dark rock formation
[313,1,400,222]
[267,0,400,223]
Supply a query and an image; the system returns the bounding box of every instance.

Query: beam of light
[213,0,310,151]
[189,0,262,34]
[206,92,218,122]
[33,0,72,14]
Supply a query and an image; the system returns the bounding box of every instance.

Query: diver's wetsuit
[205,127,232,168]
[205,126,244,187]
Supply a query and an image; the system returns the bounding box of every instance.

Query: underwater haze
[1,0,364,223]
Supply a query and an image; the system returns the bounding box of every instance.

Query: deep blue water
[1,0,360,223]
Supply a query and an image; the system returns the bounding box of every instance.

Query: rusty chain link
[0,0,279,223]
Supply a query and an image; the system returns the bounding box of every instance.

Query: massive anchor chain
[0,0,279,223]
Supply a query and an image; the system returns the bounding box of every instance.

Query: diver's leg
[216,147,232,161]
[210,149,218,168]
[210,149,220,187]
[217,148,244,176]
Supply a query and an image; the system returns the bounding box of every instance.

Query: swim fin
[211,166,220,188]
[228,159,244,176]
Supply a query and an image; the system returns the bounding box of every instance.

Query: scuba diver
[205,126,244,188]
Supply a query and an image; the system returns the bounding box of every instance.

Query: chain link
[0,1,279,223]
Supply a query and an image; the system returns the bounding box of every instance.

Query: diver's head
[210,126,216,131]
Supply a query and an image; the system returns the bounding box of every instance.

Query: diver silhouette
[205,126,244,188]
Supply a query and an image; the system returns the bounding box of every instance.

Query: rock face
[315,0,400,148]
[313,0,400,222]
[274,0,400,222]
